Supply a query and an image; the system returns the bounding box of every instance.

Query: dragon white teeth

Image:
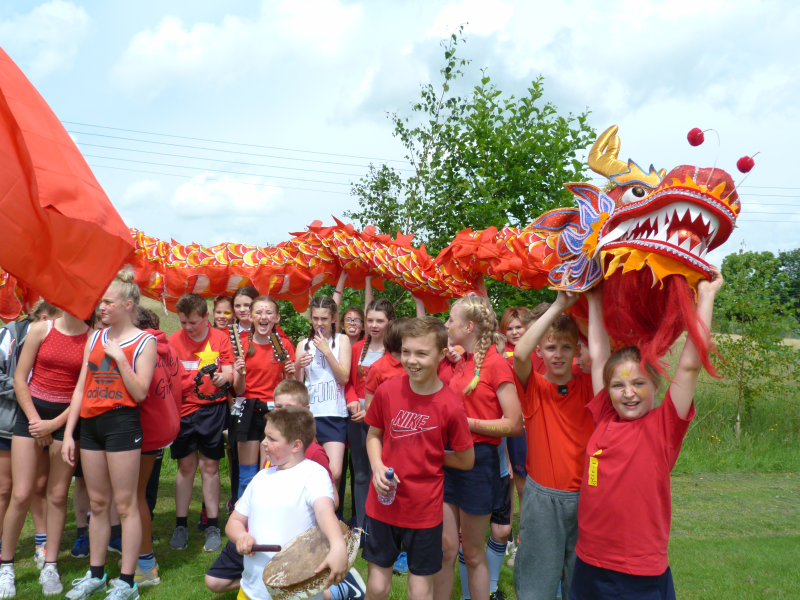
[679,237,693,251]
[700,246,708,259]
[701,213,710,227]
[667,232,680,246]
[689,208,699,223]
[653,227,668,242]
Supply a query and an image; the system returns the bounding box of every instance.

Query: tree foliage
[713,250,800,434]
[346,28,595,312]
[779,248,800,328]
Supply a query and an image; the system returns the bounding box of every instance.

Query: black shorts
[81,406,142,452]
[206,540,243,581]
[444,442,501,516]
[235,399,270,443]
[507,435,527,477]
[569,557,676,600]
[74,454,83,478]
[0,436,10,451]
[362,516,443,577]
[490,474,512,526]
[171,402,227,461]
[14,397,78,442]
[314,416,347,444]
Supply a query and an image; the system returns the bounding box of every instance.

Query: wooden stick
[252,544,282,552]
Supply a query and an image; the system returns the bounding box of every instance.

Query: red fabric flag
[0,47,133,319]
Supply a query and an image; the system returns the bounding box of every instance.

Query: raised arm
[514,291,578,387]
[412,293,426,318]
[586,287,610,396]
[365,275,374,310]
[670,265,724,419]
[333,271,347,313]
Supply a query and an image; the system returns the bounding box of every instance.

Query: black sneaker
[490,591,507,600]
[339,569,366,600]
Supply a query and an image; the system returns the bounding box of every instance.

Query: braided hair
[307,296,339,351]
[452,296,502,394]
[359,299,396,365]
[246,296,280,358]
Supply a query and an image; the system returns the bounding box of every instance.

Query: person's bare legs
[322,441,345,490]
[408,573,435,600]
[0,449,12,541]
[459,511,492,600]
[81,449,114,570]
[0,436,45,561]
[44,440,77,564]
[73,477,90,529]
[198,455,220,519]
[365,563,393,600]
[175,454,198,518]
[433,502,460,600]
[106,450,142,575]
[32,449,49,540]
[137,454,157,556]
[205,575,240,594]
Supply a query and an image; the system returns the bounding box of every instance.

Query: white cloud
[0,0,90,78]
[120,180,165,208]
[425,0,514,38]
[170,174,285,219]
[110,0,362,101]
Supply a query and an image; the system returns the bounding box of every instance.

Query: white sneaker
[39,563,63,596]
[0,564,15,599]
[65,571,107,600]
[105,579,139,600]
[34,543,46,569]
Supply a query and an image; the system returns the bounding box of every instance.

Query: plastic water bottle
[379,468,397,505]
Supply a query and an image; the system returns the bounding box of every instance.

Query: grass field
[8,298,800,598]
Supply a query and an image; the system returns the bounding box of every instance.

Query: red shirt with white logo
[168,327,234,417]
[576,389,694,576]
[365,375,473,528]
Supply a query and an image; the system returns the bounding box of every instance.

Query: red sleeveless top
[81,328,155,418]
[28,321,89,403]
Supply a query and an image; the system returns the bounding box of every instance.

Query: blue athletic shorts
[507,434,527,477]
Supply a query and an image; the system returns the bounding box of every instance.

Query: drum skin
[262,522,360,600]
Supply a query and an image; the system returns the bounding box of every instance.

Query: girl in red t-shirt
[573,268,724,599]
[499,306,529,359]
[346,298,395,531]
[232,286,258,335]
[61,270,157,599]
[437,296,523,600]
[0,309,89,595]
[231,296,295,498]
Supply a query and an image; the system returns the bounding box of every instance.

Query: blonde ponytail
[453,296,499,395]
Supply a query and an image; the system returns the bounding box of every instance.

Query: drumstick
[252,544,282,552]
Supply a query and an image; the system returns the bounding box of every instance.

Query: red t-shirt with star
[168,327,234,416]
[576,389,695,576]
[449,345,515,446]
[365,375,473,528]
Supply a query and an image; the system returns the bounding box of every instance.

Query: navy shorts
[14,397,78,442]
[81,406,141,452]
[569,557,676,600]
[490,474,512,526]
[506,435,527,477]
[0,436,10,451]
[444,442,501,516]
[171,402,227,461]
[314,416,347,444]
[206,540,244,581]
[362,516,443,576]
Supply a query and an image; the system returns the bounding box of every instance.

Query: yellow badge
[588,449,602,487]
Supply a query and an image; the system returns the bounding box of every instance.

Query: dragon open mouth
[597,166,740,278]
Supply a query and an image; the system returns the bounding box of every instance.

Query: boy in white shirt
[226,405,349,600]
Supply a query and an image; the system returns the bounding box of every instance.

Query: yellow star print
[195,342,220,369]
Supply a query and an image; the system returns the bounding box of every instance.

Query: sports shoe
[34,543,46,569]
[105,579,139,600]
[133,562,160,587]
[39,562,63,596]
[64,571,107,599]
[204,526,222,552]
[339,568,366,600]
[72,534,90,558]
[0,563,15,598]
[107,536,122,555]
[197,506,208,532]
[490,591,507,600]
[505,537,515,556]
[392,551,408,575]
[169,526,189,550]
[506,543,517,569]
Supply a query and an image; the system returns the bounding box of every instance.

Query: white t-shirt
[237,459,335,600]
[301,333,348,418]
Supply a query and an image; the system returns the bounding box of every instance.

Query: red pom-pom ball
[687,128,705,146]
[737,156,755,173]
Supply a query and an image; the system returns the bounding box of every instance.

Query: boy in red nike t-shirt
[167,294,238,553]
[363,317,474,600]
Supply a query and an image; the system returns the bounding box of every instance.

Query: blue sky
[2,0,798,266]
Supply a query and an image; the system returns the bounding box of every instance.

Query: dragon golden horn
[587,125,628,179]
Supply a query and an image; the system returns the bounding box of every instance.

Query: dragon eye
[620,186,648,205]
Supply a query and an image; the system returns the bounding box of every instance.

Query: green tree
[778,248,800,330]
[346,28,595,313]
[714,249,800,435]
